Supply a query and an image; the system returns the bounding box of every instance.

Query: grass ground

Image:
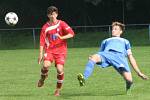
[0,46,150,100]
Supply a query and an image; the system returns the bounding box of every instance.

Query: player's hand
[88,55,92,60]
[38,55,43,64]
[138,72,149,80]
[55,33,62,39]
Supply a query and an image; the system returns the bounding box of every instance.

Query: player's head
[47,6,58,21]
[111,21,125,37]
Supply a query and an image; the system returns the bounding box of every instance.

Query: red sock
[40,67,49,80]
[56,73,64,89]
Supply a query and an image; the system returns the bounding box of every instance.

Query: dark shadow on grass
[0,94,38,97]
[100,92,126,96]
[60,91,126,99]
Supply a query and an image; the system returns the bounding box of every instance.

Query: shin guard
[40,67,49,81]
[56,73,64,89]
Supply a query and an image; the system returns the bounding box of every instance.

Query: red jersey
[40,20,74,54]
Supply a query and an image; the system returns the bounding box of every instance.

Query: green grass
[0,47,150,100]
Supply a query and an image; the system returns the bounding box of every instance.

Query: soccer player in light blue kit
[77,21,149,93]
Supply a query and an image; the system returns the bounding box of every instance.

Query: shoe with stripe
[77,73,85,86]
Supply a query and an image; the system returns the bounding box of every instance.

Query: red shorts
[44,52,66,65]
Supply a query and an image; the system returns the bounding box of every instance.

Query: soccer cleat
[77,73,85,86]
[126,81,133,90]
[54,89,60,96]
[126,81,133,95]
[37,79,44,87]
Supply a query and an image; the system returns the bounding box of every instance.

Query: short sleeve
[100,40,106,51]
[125,39,132,55]
[61,21,75,36]
[40,26,46,46]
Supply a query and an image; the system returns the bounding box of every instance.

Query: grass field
[0,46,150,100]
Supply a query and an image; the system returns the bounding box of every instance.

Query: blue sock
[83,60,96,79]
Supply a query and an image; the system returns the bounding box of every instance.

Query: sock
[56,73,64,89]
[83,60,96,79]
[40,67,49,81]
[126,80,133,90]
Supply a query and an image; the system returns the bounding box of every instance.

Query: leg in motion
[54,64,64,96]
[37,67,49,87]
[77,60,95,86]
[77,54,101,86]
[122,71,133,94]
[37,61,51,87]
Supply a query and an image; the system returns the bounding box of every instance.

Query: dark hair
[47,6,58,15]
[112,21,125,32]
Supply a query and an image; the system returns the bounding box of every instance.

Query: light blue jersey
[83,37,132,79]
[97,37,132,73]
[100,37,131,56]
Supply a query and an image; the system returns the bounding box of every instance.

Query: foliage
[1,0,150,28]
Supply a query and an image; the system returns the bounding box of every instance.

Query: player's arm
[56,21,75,40]
[56,33,74,40]
[38,46,44,64]
[38,28,46,64]
[127,51,149,80]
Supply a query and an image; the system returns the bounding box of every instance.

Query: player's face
[47,12,58,22]
[112,26,122,37]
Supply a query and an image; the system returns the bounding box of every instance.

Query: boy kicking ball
[77,21,149,94]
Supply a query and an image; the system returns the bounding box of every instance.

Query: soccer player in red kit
[37,6,75,96]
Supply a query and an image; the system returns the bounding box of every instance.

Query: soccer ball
[5,12,18,26]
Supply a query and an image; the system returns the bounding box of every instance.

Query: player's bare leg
[54,64,64,96]
[38,61,51,87]
[122,72,133,94]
